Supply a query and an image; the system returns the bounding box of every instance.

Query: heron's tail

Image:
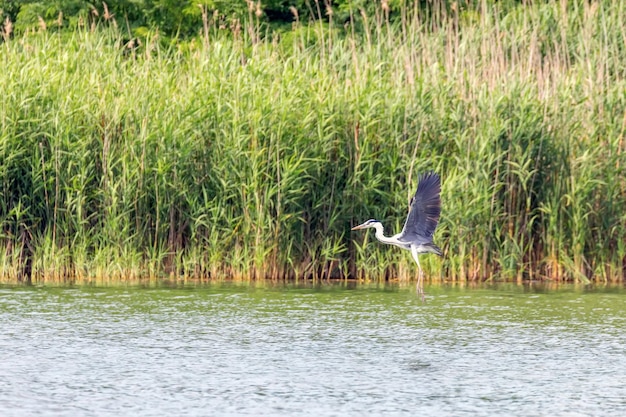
[426,243,443,257]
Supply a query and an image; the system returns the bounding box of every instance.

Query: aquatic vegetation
[0,1,625,283]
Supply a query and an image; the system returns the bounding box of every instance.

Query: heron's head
[351,219,380,231]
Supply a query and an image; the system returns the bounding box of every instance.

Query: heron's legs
[411,245,426,302]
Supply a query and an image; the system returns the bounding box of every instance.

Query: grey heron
[351,171,442,299]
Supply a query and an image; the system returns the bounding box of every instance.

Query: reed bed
[1,1,625,284]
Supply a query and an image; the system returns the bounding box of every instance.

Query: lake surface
[0,282,624,416]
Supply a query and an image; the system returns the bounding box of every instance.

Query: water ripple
[0,284,624,416]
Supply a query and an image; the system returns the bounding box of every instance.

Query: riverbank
[1,1,625,284]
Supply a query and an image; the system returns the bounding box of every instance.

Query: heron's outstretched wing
[399,171,441,241]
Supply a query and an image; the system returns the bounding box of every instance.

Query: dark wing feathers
[399,171,441,241]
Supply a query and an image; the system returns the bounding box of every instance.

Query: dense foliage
[3,1,334,34]
[1,0,625,284]
[1,1,526,38]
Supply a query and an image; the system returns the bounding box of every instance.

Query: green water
[0,282,624,416]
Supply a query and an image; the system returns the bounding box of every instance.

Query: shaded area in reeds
[1,1,625,284]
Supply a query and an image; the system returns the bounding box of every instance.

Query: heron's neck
[372,222,396,245]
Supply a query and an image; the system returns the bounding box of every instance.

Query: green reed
[1,1,625,284]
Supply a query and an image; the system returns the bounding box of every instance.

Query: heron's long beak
[351,223,366,231]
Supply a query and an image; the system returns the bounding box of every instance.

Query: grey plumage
[351,171,443,299]
[398,171,442,255]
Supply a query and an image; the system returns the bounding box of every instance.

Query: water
[0,282,624,417]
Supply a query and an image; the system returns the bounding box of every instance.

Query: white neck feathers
[371,222,397,245]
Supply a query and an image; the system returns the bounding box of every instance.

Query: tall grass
[1,1,625,284]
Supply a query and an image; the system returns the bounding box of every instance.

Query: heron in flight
[351,171,442,299]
